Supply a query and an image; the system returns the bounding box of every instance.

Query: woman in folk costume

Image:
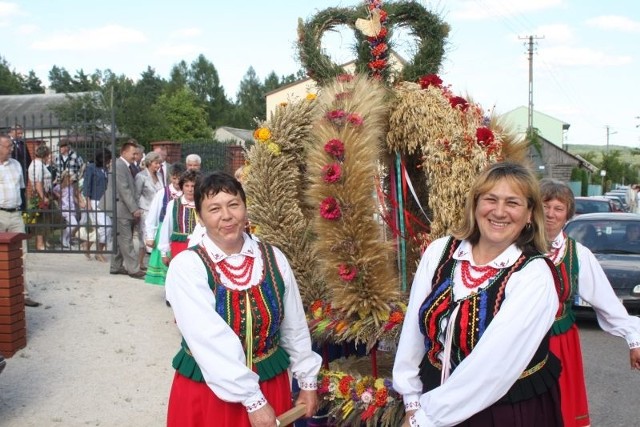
[165,171,320,426]
[540,179,640,427]
[158,169,201,266]
[144,163,185,285]
[393,162,563,427]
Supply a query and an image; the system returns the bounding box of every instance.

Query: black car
[564,213,640,313]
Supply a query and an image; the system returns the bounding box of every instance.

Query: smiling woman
[541,179,640,427]
[393,161,563,427]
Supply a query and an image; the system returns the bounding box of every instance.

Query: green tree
[119,67,167,146]
[234,66,265,128]
[149,87,210,141]
[21,70,45,94]
[187,54,230,128]
[0,56,23,94]
[167,60,189,94]
[48,65,75,93]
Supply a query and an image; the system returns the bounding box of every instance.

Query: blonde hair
[452,161,548,254]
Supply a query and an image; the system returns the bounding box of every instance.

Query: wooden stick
[277,404,306,425]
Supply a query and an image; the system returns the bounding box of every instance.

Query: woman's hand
[295,389,318,418]
[145,239,155,248]
[630,347,640,370]
[402,410,417,427]
[161,255,171,266]
[248,403,277,427]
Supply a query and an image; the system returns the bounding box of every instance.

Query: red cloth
[167,370,292,427]
[549,324,591,427]
[170,241,188,260]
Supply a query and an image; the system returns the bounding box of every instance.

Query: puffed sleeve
[392,237,448,411]
[273,246,322,389]
[576,242,640,348]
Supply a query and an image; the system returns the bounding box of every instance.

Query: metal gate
[1,93,116,256]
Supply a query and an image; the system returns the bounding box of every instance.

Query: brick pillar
[0,233,27,357]
[227,145,246,175]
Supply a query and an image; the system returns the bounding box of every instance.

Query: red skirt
[167,370,292,427]
[170,241,188,260]
[550,324,591,427]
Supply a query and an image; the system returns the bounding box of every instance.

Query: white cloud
[0,1,20,17]
[586,15,640,33]
[169,27,203,39]
[452,0,564,21]
[30,25,147,51]
[0,1,21,26]
[540,45,632,67]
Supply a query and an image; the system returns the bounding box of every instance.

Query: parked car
[574,196,617,215]
[605,190,630,211]
[564,213,640,313]
[602,196,625,212]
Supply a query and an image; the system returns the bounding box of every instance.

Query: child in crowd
[53,170,80,248]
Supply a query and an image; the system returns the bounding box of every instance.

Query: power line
[519,35,544,132]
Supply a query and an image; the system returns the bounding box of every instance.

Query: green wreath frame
[296,1,450,87]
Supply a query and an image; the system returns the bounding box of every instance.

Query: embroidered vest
[172,242,290,382]
[418,238,561,403]
[551,237,579,335]
[169,200,197,242]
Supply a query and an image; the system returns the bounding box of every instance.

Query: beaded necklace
[216,256,255,286]
[460,260,499,289]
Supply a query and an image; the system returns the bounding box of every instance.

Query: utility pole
[520,35,544,134]
[520,35,544,175]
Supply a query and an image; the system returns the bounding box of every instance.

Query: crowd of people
[3,127,640,426]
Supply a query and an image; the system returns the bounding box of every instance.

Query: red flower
[449,96,469,111]
[368,59,387,70]
[338,263,358,281]
[319,197,341,220]
[326,109,346,122]
[347,113,363,126]
[418,74,443,89]
[337,74,353,83]
[338,376,354,396]
[322,163,342,183]
[324,139,345,158]
[371,43,388,57]
[378,10,388,22]
[375,388,388,407]
[378,27,387,38]
[476,127,495,145]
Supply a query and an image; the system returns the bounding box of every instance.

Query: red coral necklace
[217,256,254,286]
[460,260,499,289]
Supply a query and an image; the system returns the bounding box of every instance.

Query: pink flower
[347,113,363,126]
[335,91,352,101]
[449,96,469,111]
[337,74,353,82]
[418,74,443,89]
[319,197,341,220]
[338,264,358,282]
[476,127,495,146]
[322,163,342,183]
[324,139,345,158]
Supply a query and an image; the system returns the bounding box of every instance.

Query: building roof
[0,92,98,130]
[503,106,571,130]
[215,126,254,143]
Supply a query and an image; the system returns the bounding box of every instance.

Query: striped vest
[551,236,579,335]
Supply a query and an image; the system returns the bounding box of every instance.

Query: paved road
[579,317,640,426]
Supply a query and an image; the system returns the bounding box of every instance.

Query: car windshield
[565,219,640,254]
[574,199,611,214]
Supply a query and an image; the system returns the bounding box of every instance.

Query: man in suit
[105,141,145,279]
[9,125,31,211]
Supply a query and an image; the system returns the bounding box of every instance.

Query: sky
[2,0,640,147]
